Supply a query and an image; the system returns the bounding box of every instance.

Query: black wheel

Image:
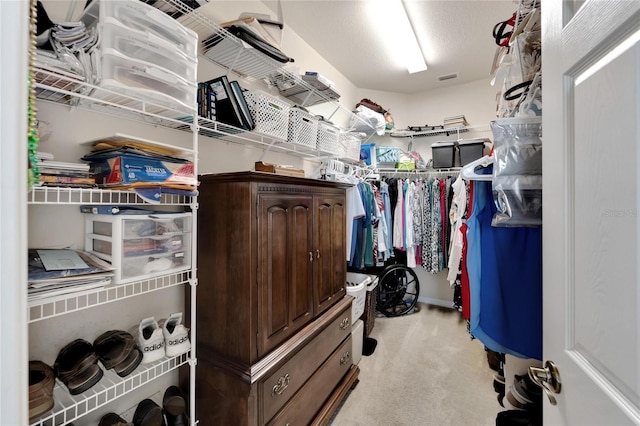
[376,264,420,317]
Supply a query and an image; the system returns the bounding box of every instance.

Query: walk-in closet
[3,0,640,425]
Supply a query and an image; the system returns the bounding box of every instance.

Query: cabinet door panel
[258,195,313,356]
[313,196,346,315]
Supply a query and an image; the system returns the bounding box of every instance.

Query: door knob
[528,360,562,405]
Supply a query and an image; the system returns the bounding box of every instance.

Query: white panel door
[543,1,640,424]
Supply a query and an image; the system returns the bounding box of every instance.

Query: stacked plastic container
[81,0,198,113]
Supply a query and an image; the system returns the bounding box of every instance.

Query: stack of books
[443,115,469,129]
[37,153,96,187]
[198,75,254,132]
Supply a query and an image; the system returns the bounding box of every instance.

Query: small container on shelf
[457,138,488,166]
[85,212,192,284]
[339,132,362,162]
[316,120,340,155]
[80,0,198,59]
[431,141,456,168]
[94,48,197,114]
[244,90,291,141]
[287,107,318,151]
[99,17,197,82]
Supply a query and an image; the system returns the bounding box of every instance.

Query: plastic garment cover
[491,117,542,227]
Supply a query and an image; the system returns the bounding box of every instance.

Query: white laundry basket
[346,272,372,325]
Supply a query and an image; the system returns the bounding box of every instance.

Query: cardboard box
[89,153,196,186]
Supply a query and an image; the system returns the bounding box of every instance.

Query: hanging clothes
[447,176,467,285]
[466,179,542,360]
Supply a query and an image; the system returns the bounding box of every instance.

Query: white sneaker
[159,312,191,357]
[134,317,165,364]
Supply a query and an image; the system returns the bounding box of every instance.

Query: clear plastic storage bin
[85,212,192,284]
[81,0,197,59]
[339,132,362,162]
[99,17,197,81]
[96,48,196,113]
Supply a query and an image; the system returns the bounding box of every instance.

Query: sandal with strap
[53,339,103,395]
[94,330,143,377]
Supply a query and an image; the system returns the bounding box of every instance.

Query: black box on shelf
[458,138,487,166]
[431,141,455,168]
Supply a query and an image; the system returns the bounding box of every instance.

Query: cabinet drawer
[260,301,352,423]
[268,336,353,426]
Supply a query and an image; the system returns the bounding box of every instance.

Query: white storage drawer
[96,48,196,112]
[82,0,197,59]
[99,17,197,81]
[85,212,192,284]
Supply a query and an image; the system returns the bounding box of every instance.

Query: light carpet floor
[329,303,499,426]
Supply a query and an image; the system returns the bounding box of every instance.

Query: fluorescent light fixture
[367,0,427,74]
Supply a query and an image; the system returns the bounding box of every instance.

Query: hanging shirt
[446,176,467,285]
[346,185,366,262]
[393,180,405,250]
[379,181,392,262]
[405,181,416,267]
[466,179,533,359]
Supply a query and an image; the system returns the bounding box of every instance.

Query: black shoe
[99,412,132,426]
[163,386,188,426]
[133,399,165,426]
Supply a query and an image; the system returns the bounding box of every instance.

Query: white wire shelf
[29,352,189,426]
[28,271,191,323]
[151,0,374,132]
[148,0,284,80]
[28,186,195,206]
[389,124,492,138]
[35,68,196,131]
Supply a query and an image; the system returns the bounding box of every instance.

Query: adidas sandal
[133,398,165,426]
[28,360,55,419]
[94,330,143,377]
[159,313,191,358]
[54,339,103,395]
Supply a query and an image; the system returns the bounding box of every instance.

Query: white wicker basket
[339,132,362,162]
[317,120,340,155]
[244,90,290,140]
[288,107,318,150]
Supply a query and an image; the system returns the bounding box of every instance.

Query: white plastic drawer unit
[82,0,198,59]
[85,212,192,284]
[100,17,197,81]
[97,48,197,112]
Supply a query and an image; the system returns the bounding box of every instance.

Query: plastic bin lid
[431,141,455,147]
[458,138,490,145]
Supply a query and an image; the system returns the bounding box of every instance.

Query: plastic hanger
[461,155,494,181]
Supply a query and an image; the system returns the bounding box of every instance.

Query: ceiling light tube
[367,0,427,74]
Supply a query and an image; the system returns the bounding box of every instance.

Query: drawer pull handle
[272,373,290,396]
[339,318,350,330]
[316,249,321,259]
[340,351,351,366]
[309,251,313,262]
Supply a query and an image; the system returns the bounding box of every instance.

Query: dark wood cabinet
[195,172,358,425]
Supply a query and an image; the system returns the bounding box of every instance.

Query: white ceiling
[263,0,517,94]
